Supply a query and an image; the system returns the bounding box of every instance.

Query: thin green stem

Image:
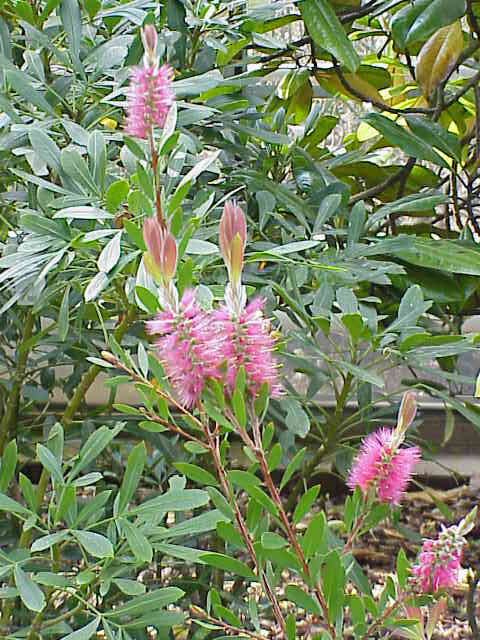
[0,311,35,454]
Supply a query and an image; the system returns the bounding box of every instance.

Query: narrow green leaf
[122,519,153,563]
[37,444,63,485]
[14,566,45,612]
[131,488,210,516]
[105,587,184,619]
[59,0,83,71]
[69,424,124,480]
[293,485,320,525]
[7,69,56,115]
[88,131,106,195]
[0,440,17,492]
[31,531,69,553]
[118,442,146,513]
[261,532,287,550]
[232,389,246,429]
[285,584,321,615]
[61,618,100,640]
[71,530,114,558]
[200,552,255,579]
[280,447,306,490]
[58,285,70,342]
[113,578,146,596]
[396,548,409,590]
[173,463,218,487]
[29,129,61,173]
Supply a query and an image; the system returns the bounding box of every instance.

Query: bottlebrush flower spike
[146,290,224,408]
[125,26,174,139]
[214,298,282,399]
[219,200,246,287]
[347,427,420,504]
[410,511,475,593]
[143,217,177,286]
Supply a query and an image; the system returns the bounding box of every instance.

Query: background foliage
[0,0,480,637]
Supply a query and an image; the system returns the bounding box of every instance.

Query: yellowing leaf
[416,21,464,98]
[314,70,386,105]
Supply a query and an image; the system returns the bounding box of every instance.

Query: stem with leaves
[204,421,288,638]
[247,408,335,638]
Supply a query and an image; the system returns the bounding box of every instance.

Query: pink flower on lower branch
[146,290,222,408]
[125,64,174,139]
[347,428,420,504]
[411,520,469,593]
[214,298,282,398]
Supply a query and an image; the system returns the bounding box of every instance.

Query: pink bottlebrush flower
[146,290,223,408]
[347,428,420,504]
[125,63,174,139]
[214,298,282,398]
[411,522,467,593]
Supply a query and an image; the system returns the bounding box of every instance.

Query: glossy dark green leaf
[362,113,449,168]
[405,117,461,162]
[299,0,360,72]
[391,0,466,48]
[391,238,480,275]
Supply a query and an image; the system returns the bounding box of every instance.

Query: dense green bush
[0,0,479,637]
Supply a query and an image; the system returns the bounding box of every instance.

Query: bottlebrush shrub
[95,203,477,639]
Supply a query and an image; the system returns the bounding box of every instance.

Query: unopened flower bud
[397,391,417,434]
[141,24,158,68]
[143,217,177,284]
[219,200,246,285]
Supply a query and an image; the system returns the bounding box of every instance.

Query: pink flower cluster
[214,298,283,398]
[347,428,420,504]
[411,523,466,593]
[125,64,174,139]
[146,290,223,408]
[147,295,281,408]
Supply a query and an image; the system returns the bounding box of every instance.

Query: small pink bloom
[146,290,223,408]
[214,298,282,398]
[411,523,466,593]
[347,428,420,504]
[125,64,174,139]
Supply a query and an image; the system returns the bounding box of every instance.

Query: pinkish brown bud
[219,200,246,284]
[397,391,417,434]
[141,24,157,56]
[143,217,177,284]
